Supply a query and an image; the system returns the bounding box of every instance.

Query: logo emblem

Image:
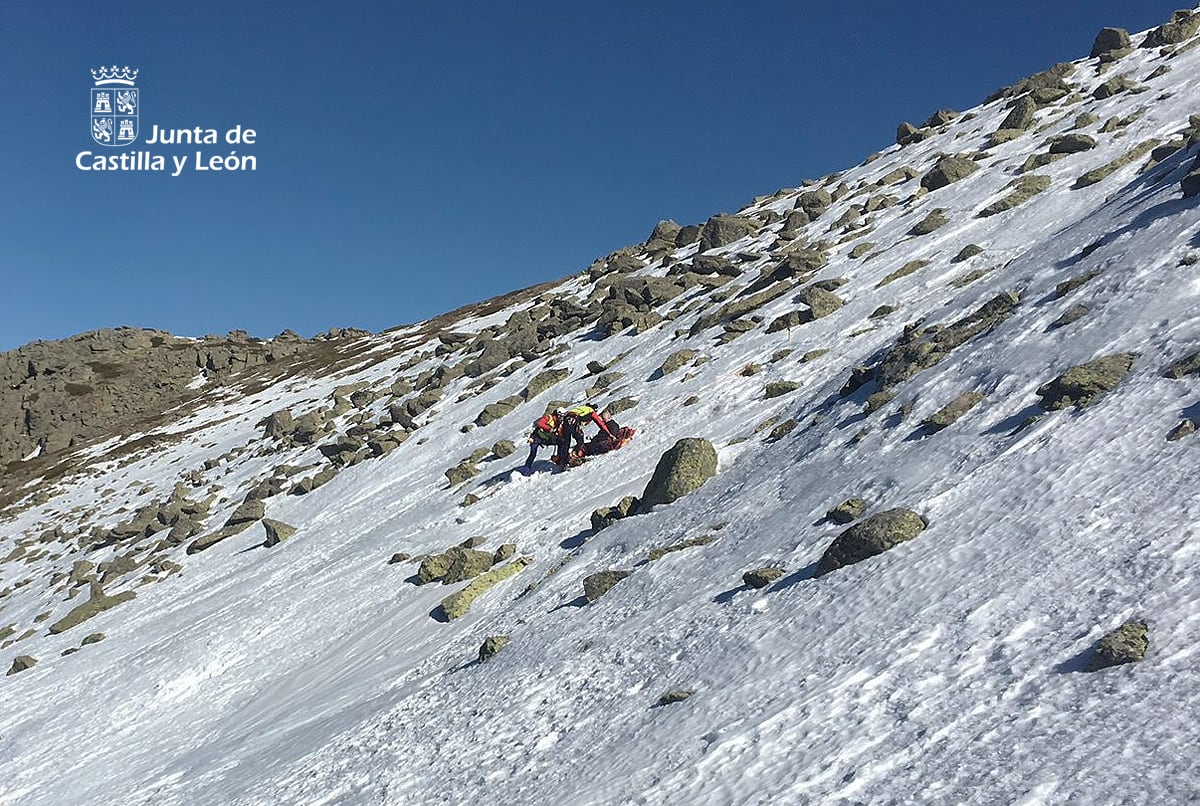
[91,65,138,147]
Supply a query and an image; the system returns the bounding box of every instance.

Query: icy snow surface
[3,21,1200,806]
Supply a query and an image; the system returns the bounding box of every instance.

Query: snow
[2,18,1200,806]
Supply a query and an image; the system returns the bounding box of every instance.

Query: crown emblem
[92,65,138,86]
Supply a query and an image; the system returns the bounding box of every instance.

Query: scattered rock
[924,392,984,432]
[442,548,496,584]
[522,368,570,400]
[1142,10,1200,48]
[225,499,266,529]
[1036,353,1136,410]
[827,498,867,524]
[1168,419,1197,441]
[492,543,517,563]
[6,655,36,676]
[764,381,802,399]
[978,175,1051,217]
[647,534,716,562]
[699,215,758,251]
[478,635,510,662]
[82,632,106,645]
[1056,269,1103,298]
[491,440,516,459]
[47,582,137,634]
[641,439,718,508]
[1164,351,1200,379]
[920,155,979,192]
[909,209,949,236]
[583,570,633,602]
[654,349,698,379]
[1049,134,1098,154]
[262,518,297,547]
[1086,620,1149,671]
[655,689,693,707]
[388,552,411,565]
[591,496,641,531]
[999,96,1038,132]
[438,557,532,620]
[817,508,928,575]
[742,567,783,589]
[1048,304,1090,331]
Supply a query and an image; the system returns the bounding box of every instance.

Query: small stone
[742,567,784,589]
[655,689,693,707]
[6,655,37,676]
[1086,620,1149,671]
[387,552,411,565]
[262,518,297,547]
[827,498,866,524]
[478,635,510,662]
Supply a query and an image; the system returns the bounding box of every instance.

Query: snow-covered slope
[3,15,1200,806]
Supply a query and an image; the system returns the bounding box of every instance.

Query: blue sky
[0,1,1188,350]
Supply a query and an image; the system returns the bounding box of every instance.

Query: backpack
[533,413,559,440]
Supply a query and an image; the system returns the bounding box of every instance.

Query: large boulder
[998,96,1037,132]
[817,508,928,575]
[1036,353,1136,410]
[920,156,979,192]
[698,215,758,252]
[1090,27,1131,57]
[641,438,718,508]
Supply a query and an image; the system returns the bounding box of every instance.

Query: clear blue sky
[0,1,1188,350]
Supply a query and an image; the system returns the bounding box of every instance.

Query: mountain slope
[2,11,1200,805]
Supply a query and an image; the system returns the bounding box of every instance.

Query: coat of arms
[91,66,138,147]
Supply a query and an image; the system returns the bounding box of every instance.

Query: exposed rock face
[1086,620,1149,671]
[641,439,718,508]
[1036,353,1136,410]
[817,508,928,575]
[0,327,320,466]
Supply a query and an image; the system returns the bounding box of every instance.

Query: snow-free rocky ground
[3,14,1200,806]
